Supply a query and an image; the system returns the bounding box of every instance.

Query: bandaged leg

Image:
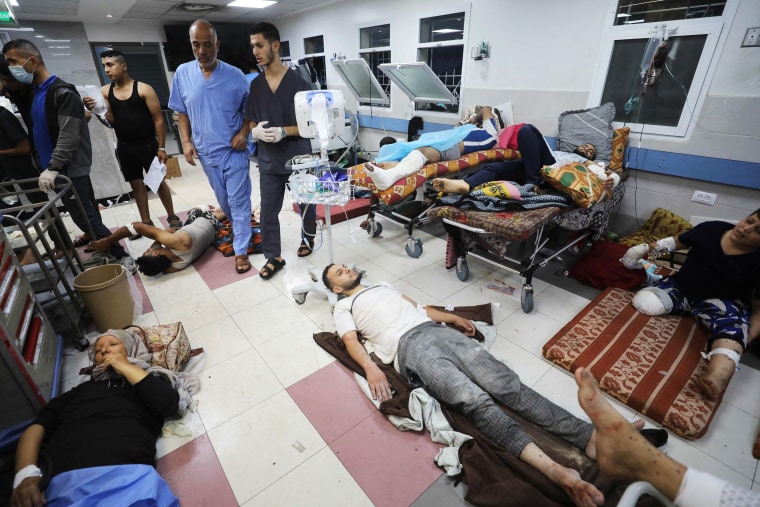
[702,347,741,369]
[632,287,672,316]
[369,150,429,190]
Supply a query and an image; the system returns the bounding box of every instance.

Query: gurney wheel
[521,287,534,313]
[293,292,307,305]
[456,260,469,281]
[405,239,423,258]
[367,221,383,237]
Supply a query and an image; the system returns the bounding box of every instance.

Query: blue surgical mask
[9,57,34,85]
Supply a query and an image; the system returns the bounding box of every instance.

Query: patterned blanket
[213,217,262,257]
[349,148,519,206]
[439,182,573,211]
[543,287,720,440]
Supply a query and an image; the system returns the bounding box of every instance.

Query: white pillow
[493,102,514,127]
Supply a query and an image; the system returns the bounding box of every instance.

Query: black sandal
[259,257,286,280]
[167,215,182,229]
[297,238,313,257]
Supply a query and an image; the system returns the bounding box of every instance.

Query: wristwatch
[280,127,287,139]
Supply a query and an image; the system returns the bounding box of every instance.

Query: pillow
[542,161,612,208]
[608,127,630,171]
[619,208,692,246]
[493,101,514,128]
[557,102,615,162]
[471,181,523,201]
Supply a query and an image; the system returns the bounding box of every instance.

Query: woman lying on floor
[10,330,199,507]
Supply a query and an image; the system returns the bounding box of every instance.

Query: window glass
[602,34,706,127]
[304,35,324,55]
[279,40,290,58]
[416,45,462,113]
[419,12,465,43]
[360,24,390,49]
[614,0,724,25]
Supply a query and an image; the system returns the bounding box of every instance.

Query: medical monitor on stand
[289,90,351,308]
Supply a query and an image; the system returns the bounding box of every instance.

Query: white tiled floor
[59,156,760,504]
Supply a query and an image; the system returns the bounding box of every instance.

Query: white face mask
[9,57,34,85]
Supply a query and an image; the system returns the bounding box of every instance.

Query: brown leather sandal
[235,254,252,274]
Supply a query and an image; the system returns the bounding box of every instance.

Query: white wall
[272,0,758,224]
[78,0,758,222]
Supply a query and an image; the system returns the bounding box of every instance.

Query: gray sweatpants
[397,321,593,457]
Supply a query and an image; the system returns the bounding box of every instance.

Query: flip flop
[259,257,285,280]
[235,254,252,274]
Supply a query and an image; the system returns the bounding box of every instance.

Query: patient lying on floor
[89,206,225,276]
[321,262,651,507]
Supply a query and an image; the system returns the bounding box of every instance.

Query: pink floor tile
[288,362,377,443]
[156,434,238,507]
[159,213,260,290]
[331,411,444,507]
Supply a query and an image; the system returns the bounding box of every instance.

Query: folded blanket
[314,303,630,507]
[439,182,573,211]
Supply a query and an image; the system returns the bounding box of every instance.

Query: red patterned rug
[543,287,723,440]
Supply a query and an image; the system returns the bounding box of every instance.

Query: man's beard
[345,270,363,291]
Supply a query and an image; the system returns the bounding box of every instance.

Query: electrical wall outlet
[742,27,760,47]
[691,190,718,206]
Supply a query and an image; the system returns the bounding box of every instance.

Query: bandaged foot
[621,243,650,269]
[632,288,671,315]
[368,150,428,190]
[696,347,741,401]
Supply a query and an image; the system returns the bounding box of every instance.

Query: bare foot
[431,178,470,194]
[584,419,644,460]
[695,375,723,401]
[550,463,604,507]
[576,368,684,483]
[753,428,760,459]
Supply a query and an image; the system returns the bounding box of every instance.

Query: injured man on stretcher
[89,206,225,276]
[322,263,650,507]
[362,106,501,191]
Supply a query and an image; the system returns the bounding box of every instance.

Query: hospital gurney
[428,184,625,313]
[348,148,519,257]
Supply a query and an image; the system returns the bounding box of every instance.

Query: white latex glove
[38,169,59,193]
[251,121,275,142]
[621,243,650,269]
[269,126,285,143]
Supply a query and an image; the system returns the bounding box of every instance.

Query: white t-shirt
[333,282,430,369]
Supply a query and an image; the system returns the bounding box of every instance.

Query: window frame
[302,35,326,88]
[414,10,466,116]
[588,2,737,138]
[358,23,392,109]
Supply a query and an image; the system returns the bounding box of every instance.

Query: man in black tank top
[83,50,180,239]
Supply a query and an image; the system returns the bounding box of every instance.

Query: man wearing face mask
[168,19,253,275]
[1,39,135,271]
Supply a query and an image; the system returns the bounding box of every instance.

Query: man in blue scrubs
[168,19,253,274]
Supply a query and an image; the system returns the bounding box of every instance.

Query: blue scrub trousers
[198,152,252,256]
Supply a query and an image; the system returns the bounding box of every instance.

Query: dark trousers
[259,172,316,259]
[61,174,127,259]
[465,124,556,188]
